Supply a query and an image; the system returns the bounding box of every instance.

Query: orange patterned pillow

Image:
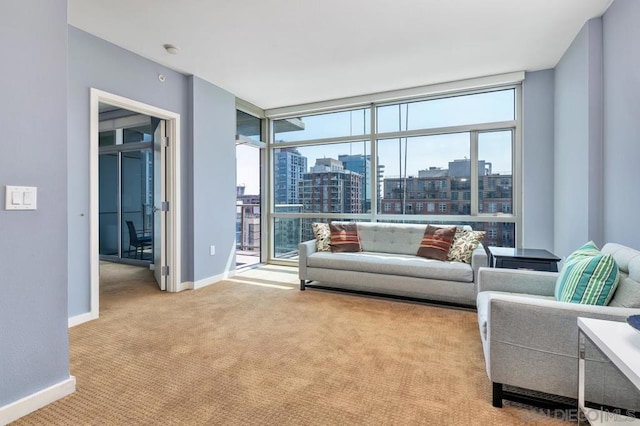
[416,225,457,261]
[447,229,486,263]
[329,223,362,253]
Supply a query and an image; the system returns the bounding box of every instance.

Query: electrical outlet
[210,245,215,256]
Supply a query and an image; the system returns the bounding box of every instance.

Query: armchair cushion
[554,241,620,305]
[477,267,557,296]
[603,243,640,308]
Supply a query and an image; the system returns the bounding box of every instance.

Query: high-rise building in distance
[274,148,307,205]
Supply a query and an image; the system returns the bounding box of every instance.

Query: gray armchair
[476,243,640,407]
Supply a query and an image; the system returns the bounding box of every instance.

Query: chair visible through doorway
[126,220,152,260]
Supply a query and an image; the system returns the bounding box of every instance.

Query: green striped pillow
[555,242,620,305]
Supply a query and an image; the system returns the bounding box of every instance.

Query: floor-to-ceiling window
[268,85,520,261]
[98,104,155,264]
[236,109,264,268]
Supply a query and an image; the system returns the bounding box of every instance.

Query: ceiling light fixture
[163,44,179,55]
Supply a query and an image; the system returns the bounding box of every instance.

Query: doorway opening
[98,106,157,266]
[90,89,182,321]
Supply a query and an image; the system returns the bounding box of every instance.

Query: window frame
[265,83,522,263]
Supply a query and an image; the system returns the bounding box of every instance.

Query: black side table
[487,246,561,272]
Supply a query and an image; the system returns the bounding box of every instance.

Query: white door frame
[90,88,182,318]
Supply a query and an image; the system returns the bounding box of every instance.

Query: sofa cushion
[348,222,473,256]
[609,274,640,308]
[602,243,640,308]
[555,241,620,305]
[416,225,457,261]
[307,251,473,282]
[355,222,426,255]
[312,222,331,252]
[448,229,486,264]
[329,222,362,253]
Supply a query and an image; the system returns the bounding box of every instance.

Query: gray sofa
[298,222,488,306]
[476,243,640,407]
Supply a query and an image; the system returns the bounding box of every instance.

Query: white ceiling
[68,0,612,110]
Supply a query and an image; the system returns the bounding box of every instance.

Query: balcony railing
[236,202,261,268]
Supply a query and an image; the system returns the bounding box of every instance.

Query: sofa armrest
[477,267,557,296]
[471,244,488,292]
[298,239,316,280]
[482,293,640,385]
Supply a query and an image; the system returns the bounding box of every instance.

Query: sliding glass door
[98,110,155,264]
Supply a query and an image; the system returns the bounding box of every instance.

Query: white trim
[180,270,237,291]
[265,72,525,118]
[68,312,97,328]
[175,280,193,292]
[89,91,100,318]
[89,89,183,323]
[168,117,182,293]
[0,376,76,425]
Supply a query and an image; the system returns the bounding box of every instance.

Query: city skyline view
[238,89,515,196]
[237,131,513,198]
[236,89,517,257]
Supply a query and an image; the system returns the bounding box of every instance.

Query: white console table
[578,317,640,425]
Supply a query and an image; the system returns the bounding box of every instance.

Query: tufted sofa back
[603,243,640,308]
[330,222,472,256]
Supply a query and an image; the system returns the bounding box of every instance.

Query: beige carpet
[13,263,567,425]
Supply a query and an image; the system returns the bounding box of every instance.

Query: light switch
[23,191,33,205]
[5,186,37,210]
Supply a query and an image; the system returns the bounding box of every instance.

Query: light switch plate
[5,186,37,210]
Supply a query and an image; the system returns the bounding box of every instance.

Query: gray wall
[190,77,237,282]
[68,27,238,317]
[67,26,191,317]
[0,0,70,406]
[522,70,555,251]
[602,0,640,246]
[553,18,604,259]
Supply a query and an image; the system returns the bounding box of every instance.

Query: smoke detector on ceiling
[163,44,179,55]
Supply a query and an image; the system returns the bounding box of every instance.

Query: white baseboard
[180,270,237,291]
[176,280,193,292]
[68,312,97,328]
[0,376,76,425]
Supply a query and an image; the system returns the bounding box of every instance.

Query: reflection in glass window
[273,108,370,143]
[377,89,514,133]
[99,130,116,147]
[237,110,262,141]
[123,124,152,144]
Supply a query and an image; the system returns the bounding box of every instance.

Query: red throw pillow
[329,223,362,253]
[417,225,457,261]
